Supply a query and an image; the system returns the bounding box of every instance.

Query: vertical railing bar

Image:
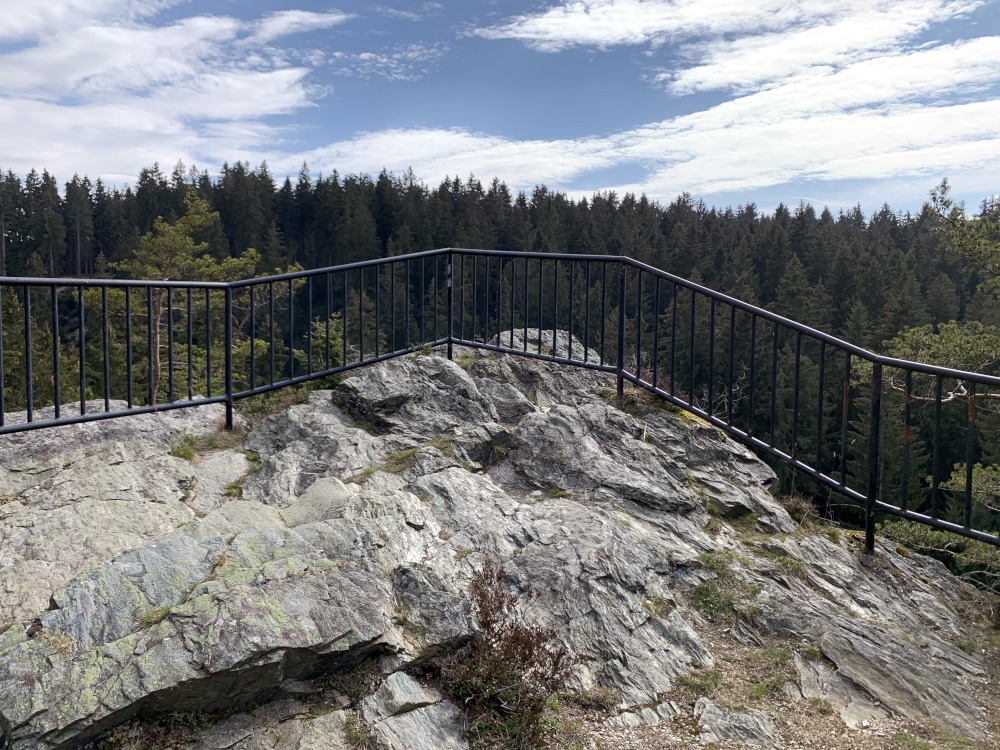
[78,284,86,415]
[433,255,438,345]
[865,362,883,553]
[167,289,174,403]
[420,256,426,344]
[405,259,411,350]
[727,305,735,426]
[964,383,976,531]
[791,330,802,460]
[510,258,516,349]
[205,288,211,399]
[816,341,826,470]
[358,268,365,361]
[188,288,194,399]
[101,287,110,411]
[51,287,60,420]
[287,277,294,378]
[747,314,757,435]
[769,321,778,447]
[483,256,491,345]
[447,252,454,359]
[307,276,313,375]
[147,286,154,406]
[616,260,626,398]
[24,288,33,422]
[0,290,5,424]
[688,290,696,405]
[537,259,544,355]
[652,276,661,390]
[901,370,912,513]
[839,353,851,485]
[522,257,529,350]
[341,271,348,365]
[707,298,716,417]
[375,264,381,359]
[390,263,397,351]
[249,286,256,391]
[931,375,943,517]
[635,270,642,381]
[600,262,607,365]
[553,259,560,358]
[670,283,677,398]
[269,282,276,385]
[125,287,133,409]
[584,261,591,363]
[223,286,233,430]
[568,261,575,361]
[325,273,332,367]
[496,254,502,347]
[458,254,465,343]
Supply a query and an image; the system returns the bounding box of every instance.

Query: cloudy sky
[1,0,998,214]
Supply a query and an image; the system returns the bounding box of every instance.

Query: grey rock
[361,672,443,723]
[693,697,779,749]
[0,343,990,749]
[372,701,467,750]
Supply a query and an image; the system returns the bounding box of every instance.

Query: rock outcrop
[0,332,993,749]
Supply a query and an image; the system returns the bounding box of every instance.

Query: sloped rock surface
[0,336,993,749]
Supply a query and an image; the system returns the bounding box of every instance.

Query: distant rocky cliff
[0,331,995,749]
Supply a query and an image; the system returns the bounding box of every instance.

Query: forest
[1,160,1000,560]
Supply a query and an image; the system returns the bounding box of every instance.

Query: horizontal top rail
[4,247,999,386]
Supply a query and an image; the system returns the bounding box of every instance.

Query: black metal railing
[2,248,998,553]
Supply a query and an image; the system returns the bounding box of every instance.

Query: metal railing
[2,248,998,553]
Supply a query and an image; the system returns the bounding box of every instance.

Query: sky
[0,0,998,216]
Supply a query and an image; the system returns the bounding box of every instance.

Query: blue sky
[1,0,998,215]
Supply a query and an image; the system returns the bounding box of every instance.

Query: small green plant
[800,644,823,661]
[427,433,456,456]
[441,559,573,749]
[677,668,722,697]
[169,435,197,461]
[643,596,674,618]
[570,686,619,712]
[380,446,420,473]
[546,486,567,498]
[138,605,172,626]
[344,713,376,749]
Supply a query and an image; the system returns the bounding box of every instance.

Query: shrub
[443,560,573,749]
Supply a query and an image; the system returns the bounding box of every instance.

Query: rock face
[0,333,993,749]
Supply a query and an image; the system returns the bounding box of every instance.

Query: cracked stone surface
[0,335,992,748]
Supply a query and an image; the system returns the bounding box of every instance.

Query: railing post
[865,362,882,554]
[617,260,626,399]
[447,251,454,360]
[224,286,234,431]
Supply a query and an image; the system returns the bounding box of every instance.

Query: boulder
[0,344,992,748]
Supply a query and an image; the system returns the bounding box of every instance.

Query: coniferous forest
[1,160,995,345]
[2,160,1000,559]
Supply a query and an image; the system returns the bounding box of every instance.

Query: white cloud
[662,0,984,94]
[251,10,352,44]
[0,0,183,40]
[329,43,447,81]
[474,0,982,54]
[0,16,242,98]
[280,34,1000,204]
